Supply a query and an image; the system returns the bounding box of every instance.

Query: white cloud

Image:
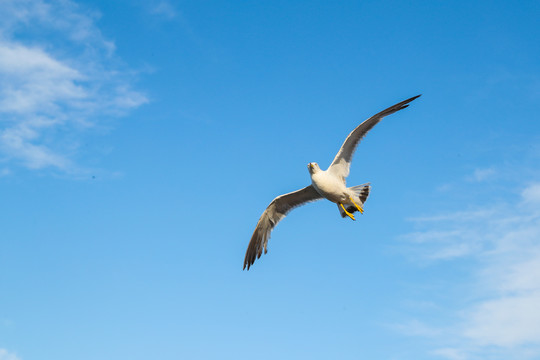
[400,182,540,358]
[0,0,115,51]
[0,349,20,360]
[464,291,540,347]
[0,0,147,172]
[0,43,85,114]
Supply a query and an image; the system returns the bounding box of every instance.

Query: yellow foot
[349,196,364,214]
[340,203,356,221]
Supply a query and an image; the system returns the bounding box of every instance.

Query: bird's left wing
[328,95,421,180]
[243,185,322,270]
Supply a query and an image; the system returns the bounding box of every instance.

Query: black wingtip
[395,94,421,111]
[406,94,422,102]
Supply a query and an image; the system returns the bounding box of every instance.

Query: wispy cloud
[467,167,496,182]
[0,349,20,360]
[522,183,540,204]
[389,319,443,338]
[430,348,467,360]
[399,182,540,359]
[0,0,147,173]
[150,1,177,20]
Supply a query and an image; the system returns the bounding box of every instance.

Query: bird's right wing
[328,95,421,180]
[243,185,323,270]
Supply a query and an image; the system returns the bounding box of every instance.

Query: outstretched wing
[243,185,323,270]
[328,95,421,180]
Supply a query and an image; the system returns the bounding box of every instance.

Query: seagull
[243,95,421,270]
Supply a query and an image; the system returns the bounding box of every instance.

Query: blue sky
[1,1,540,359]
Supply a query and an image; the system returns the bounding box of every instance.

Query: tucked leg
[340,203,356,221]
[349,196,364,214]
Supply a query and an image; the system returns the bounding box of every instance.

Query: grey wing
[328,95,421,180]
[243,185,323,270]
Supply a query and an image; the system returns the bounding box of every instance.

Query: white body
[310,169,350,203]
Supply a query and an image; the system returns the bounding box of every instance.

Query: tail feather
[338,183,371,218]
[350,183,370,204]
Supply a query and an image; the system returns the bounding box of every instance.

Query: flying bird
[243,95,421,270]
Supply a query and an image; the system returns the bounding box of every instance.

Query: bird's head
[307,162,320,174]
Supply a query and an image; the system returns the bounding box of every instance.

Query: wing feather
[243,185,322,270]
[328,95,421,179]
